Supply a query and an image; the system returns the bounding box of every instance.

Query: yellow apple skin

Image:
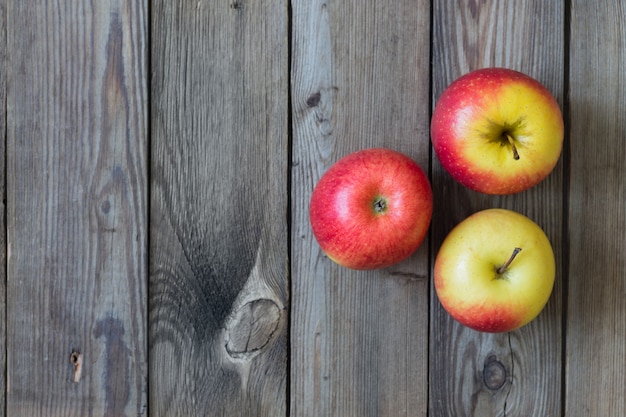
[434,209,555,333]
[431,68,564,195]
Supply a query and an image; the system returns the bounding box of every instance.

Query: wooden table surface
[1,1,624,416]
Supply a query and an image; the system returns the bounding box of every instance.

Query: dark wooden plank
[291,0,431,415]
[0,1,6,415]
[149,1,289,416]
[566,1,626,415]
[5,2,148,415]
[430,1,565,416]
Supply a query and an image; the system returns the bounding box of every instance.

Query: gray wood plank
[149,1,289,416]
[430,1,565,416]
[566,1,626,415]
[5,2,148,415]
[0,1,6,415]
[291,0,431,415]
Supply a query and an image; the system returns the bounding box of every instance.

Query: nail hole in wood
[70,350,83,383]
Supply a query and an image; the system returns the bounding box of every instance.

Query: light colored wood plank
[149,1,289,415]
[430,1,565,416]
[291,1,431,415]
[566,1,626,415]
[5,2,148,415]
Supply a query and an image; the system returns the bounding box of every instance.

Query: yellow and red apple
[431,67,564,195]
[309,148,432,270]
[434,208,555,333]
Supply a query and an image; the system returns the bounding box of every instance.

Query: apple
[309,148,432,270]
[434,208,555,333]
[431,67,564,195]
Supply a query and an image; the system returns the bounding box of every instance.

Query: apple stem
[497,247,522,274]
[506,134,520,160]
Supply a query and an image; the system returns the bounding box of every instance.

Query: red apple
[309,148,432,270]
[431,67,564,195]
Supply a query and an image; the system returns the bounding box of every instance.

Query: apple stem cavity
[497,247,522,275]
[505,134,520,160]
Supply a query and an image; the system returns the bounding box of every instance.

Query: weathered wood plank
[430,1,565,416]
[6,2,148,415]
[291,1,431,415]
[0,1,6,415]
[566,1,626,415]
[149,1,289,415]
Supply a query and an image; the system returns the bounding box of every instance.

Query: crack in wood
[503,333,514,416]
[388,271,427,281]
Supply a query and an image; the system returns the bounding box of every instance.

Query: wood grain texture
[0,1,6,415]
[5,2,148,415]
[291,0,431,415]
[0,1,624,415]
[430,1,565,416]
[566,1,626,415]
[149,1,289,416]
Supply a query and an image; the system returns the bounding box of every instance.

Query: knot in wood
[306,92,321,107]
[483,356,507,391]
[225,298,281,360]
[100,199,111,214]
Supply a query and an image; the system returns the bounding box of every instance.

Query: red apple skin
[431,68,564,195]
[309,148,432,270]
[433,280,528,332]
